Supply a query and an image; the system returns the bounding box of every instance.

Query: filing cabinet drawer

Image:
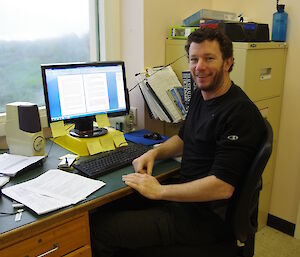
[231,42,287,102]
[0,213,90,257]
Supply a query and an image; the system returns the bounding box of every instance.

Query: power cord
[128,53,187,92]
[0,211,19,216]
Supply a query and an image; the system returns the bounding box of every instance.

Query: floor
[255,226,300,257]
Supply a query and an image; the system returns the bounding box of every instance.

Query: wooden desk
[0,143,180,256]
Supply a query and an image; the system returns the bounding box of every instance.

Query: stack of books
[182,71,197,111]
[136,66,196,123]
[183,9,237,26]
[169,9,238,40]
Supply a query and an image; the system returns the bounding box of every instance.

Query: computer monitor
[41,61,130,138]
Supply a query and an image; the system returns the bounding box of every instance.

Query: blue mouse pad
[124,129,168,146]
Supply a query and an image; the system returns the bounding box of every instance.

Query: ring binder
[136,66,185,123]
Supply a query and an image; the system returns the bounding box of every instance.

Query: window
[0,0,98,113]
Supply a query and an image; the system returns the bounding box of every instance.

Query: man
[90,27,266,256]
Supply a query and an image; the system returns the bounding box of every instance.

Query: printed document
[57,73,110,116]
[0,153,45,177]
[0,175,10,187]
[136,66,183,123]
[2,169,106,215]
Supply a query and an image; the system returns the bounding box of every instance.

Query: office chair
[127,119,273,257]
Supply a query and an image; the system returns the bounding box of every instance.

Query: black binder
[145,81,174,122]
[138,84,154,119]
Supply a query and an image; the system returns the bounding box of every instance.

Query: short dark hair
[185,27,234,72]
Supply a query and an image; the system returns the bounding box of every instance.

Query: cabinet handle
[36,243,59,257]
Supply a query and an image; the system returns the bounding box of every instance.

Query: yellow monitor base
[52,127,125,156]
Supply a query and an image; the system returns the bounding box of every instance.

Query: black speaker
[18,104,41,133]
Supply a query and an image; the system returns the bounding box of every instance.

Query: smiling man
[188,37,233,99]
[90,28,266,257]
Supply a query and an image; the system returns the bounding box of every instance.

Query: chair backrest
[230,119,273,243]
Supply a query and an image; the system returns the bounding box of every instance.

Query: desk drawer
[64,245,91,257]
[0,213,90,257]
[64,245,92,257]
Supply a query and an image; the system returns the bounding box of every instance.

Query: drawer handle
[36,243,59,257]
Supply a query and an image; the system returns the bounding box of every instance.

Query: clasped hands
[122,150,163,200]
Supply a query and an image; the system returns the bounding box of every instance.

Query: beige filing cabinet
[165,39,287,229]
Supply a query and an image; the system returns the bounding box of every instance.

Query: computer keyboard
[72,143,152,178]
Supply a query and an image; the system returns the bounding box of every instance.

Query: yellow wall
[121,0,211,129]
[122,0,300,224]
[143,0,212,67]
[142,0,212,131]
[212,0,300,224]
[268,0,300,224]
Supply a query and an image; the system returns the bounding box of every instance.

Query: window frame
[0,0,101,136]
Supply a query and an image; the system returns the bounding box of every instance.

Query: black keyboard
[72,143,152,178]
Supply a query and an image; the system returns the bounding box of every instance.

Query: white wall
[120,0,144,129]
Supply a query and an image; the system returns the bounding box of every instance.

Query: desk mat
[124,129,168,145]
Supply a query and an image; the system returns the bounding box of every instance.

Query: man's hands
[122,173,163,200]
[125,135,184,200]
[127,149,163,199]
[132,149,157,175]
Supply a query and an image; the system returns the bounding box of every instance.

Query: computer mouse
[143,132,162,140]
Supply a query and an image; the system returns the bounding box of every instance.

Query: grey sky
[0,0,89,41]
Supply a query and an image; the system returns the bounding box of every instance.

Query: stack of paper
[0,175,10,187]
[2,169,105,215]
[183,9,237,26]
[0,153,45,177]
[136,66,184,123]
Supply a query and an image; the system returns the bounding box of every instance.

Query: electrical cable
[0,211,19,216]
[128,53,187,93]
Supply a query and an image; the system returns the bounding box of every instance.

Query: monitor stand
[69,117,108,138]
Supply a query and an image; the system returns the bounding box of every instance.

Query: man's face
[189,40,231,92]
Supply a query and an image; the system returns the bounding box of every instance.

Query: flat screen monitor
[41,61,130,138]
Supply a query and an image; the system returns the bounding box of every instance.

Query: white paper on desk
[21,169,105,204]
[0,153,44,176]
[0,175,10,187]
[2,169,106,215]
[2,185,71,214]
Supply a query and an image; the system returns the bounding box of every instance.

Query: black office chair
[128,119,273,257]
